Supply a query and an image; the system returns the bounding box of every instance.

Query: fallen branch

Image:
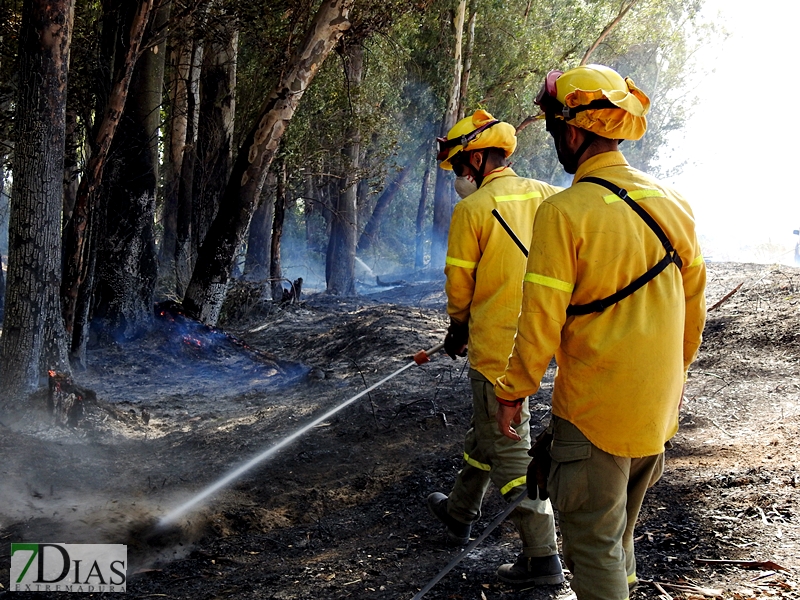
[708,282,744,312]
[695,558,788,571]
[640,579,723,597]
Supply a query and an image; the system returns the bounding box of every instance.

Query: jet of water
[157,343,443,527]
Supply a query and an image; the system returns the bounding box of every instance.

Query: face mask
[454,174,478,199]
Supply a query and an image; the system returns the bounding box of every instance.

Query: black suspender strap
[566,176,683,316]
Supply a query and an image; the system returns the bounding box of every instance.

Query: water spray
[157,341,445,528]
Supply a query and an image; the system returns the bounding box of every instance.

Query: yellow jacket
[495,152,706,457]
[445,167,562,381]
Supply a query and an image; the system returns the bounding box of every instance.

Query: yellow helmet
[534,64,650,140]
[437,109,517,170]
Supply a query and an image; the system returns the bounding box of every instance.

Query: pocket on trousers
[549,441,592,513]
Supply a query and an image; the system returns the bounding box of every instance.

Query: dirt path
[0,262,798,599]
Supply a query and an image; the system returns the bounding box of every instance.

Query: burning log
[48,371,92,427]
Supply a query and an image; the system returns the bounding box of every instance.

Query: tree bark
[357,140,426,253]
[458,2,476,121]
[158,28,193,291]
[1,0,73,403]
[270,163,287,300]
[430,0,466,269]
[92,0,164,341]
[175,36,203,297]
[415,147,433,270]
[60,0,154,345]
[326,40,363,295]
[244,172,275,281]
[192,15,238,262]
[182,0,352,324]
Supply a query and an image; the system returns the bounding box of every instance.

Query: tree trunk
[192,17,238,261]
[415,147,433,270]
[357,140,426,253]
[270,163,287,301]
[60,0,154,348]
[175,36,203,297]
[458,2,477,120]
[430,0,466,269]
[244,172,275,281]
[63,107,80,226]
[92,0,163,341]
[182,0,352,324]
[158,30,193,291]
[0,0,73,403]
[326,41,363,295]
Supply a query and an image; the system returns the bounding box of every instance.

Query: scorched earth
[0,261,798,600]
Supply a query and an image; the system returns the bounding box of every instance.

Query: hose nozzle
[414,342,445,365]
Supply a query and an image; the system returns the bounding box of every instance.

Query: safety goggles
[436,120,499,162]
[534,70,563,108]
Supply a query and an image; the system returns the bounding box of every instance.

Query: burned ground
[0,262,798,600]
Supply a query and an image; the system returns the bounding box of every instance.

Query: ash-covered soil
[0,262,798,600]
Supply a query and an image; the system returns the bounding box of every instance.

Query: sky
[663,0,800,265]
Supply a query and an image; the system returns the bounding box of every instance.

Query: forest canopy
[0,0,717,402]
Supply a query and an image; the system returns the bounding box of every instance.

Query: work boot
[496,554,565,586]
[426,492,471,545]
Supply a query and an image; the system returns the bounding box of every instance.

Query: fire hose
[158,341,445,527]
[410,489,528,600]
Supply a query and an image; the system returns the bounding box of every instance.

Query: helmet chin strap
[558,129,596,175]
[473,150,489,187]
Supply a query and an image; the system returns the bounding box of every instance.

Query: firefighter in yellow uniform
[494,65,707,600]
[426,109,565,585]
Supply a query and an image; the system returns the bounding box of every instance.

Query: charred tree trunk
[175,36,203,297]
[92,0,165,341]
[63,107,80,225]
[192,15,238,259]
[244,172,275,281]
[326,41,362,295]
[415,148,432,270]
[158,30,193,292]
[430,0,465,269]
[61,0,154,351]
[357,140,426,254]
[270,163,287,301]
[0,0,73,403]
[182,0,352,325]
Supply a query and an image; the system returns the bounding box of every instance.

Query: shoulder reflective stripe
[463,452,491,471]
[494,191,543,203]
[602,189,665,204]
[446,256,478,269]
[689,254,704,268]
[500,475,527,496]
[524,272,575,293]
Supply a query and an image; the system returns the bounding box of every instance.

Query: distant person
[427,109,564,585]
[494,65,707,600]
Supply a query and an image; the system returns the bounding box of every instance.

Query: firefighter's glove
[444,319,469,359]
[527,428,554,501]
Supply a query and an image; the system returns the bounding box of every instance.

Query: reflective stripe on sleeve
[603,188,665,204]
[689,254,704,267]
[494,191,543,203]
[627,573,638,584]
[446,256,478,269]
[524,272,575,293]
[500,475,526,496]
[463,452,491,471]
